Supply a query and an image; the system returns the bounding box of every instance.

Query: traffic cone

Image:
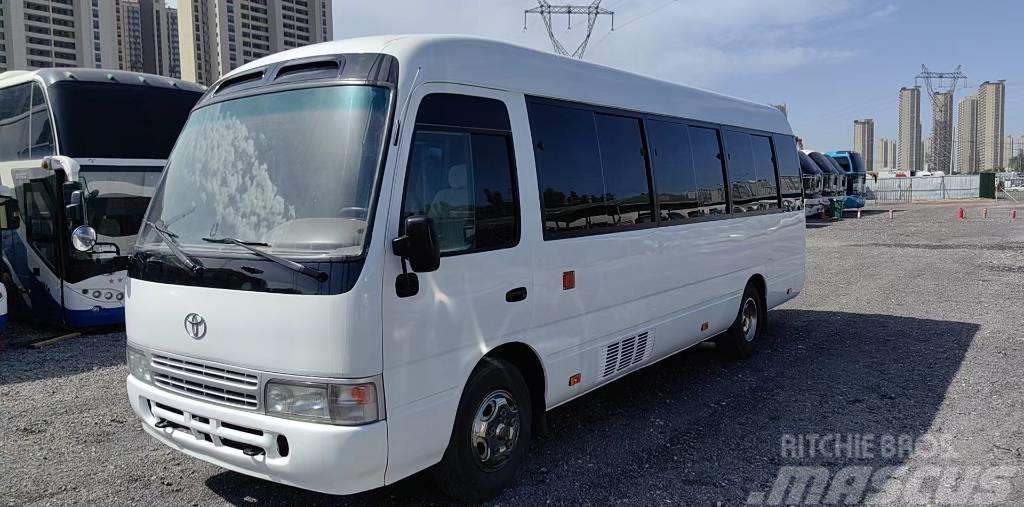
[957,208,965,221]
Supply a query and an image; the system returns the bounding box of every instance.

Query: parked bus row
[799,148,867,217]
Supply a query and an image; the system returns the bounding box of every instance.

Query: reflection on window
[402,130,518,254]
[0,83,32,161]
[649,121,728,221]
[725,131,780,213]
[530,102,653,237]
[29,84,54,158]
[772,134,802,211]
[21,178,57,267]
[144,86,390,256]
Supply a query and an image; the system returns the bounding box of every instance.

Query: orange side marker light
[568,373,581,386]
[562,270,575,290]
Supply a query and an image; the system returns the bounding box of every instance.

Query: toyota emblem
[184,313,207,340]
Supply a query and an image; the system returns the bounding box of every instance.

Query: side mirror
[0,198,20,231]
[66,189,86,227]
[392,216,440,273]
[71,225,97,252]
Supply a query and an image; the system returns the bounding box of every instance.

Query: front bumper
[127,375,387,495]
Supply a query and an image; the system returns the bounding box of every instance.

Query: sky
[329,0,1024,152]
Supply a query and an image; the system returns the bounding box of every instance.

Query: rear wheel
[432,358,532,501]
[715,282,767,358]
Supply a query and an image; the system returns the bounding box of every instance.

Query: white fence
[865,175,980,203]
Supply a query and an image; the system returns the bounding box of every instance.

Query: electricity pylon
[524,0,614,59]
[916,65,966,173]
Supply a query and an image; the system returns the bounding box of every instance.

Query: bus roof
[0,68,205,93]
[223,34,792,135]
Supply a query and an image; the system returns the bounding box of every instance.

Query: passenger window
[0,84,32,161]
[402,94,518,255]
[689,127,729,216]
[648,121,728,221]
[29,84,54,158]
[772,134,803,210]
[529,102,653,238]
[594,113,654,225]
[725,131,780,213]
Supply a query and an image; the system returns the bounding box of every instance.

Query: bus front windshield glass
[65,169,162,282]
[138,85,390,258]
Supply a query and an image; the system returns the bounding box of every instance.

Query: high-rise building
[977,80,1006,171]
[898,87,923,172]
[956,95,979,173]
[0,0,120,71]
[853,119,874,172]
[1003,135,1016,169]
[179,0,334,86]
[929,92,954,173]
[115,0,180,78]
[876,138,897,171]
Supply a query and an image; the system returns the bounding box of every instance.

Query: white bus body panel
[126,277,383,377]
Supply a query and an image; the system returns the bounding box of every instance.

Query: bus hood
[124,278,381,378]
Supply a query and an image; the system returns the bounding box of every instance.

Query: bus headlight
[126,345,150,383]
[265,380,380,425]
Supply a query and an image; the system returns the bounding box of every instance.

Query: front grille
[149,354,260,410]
[153,372,259,409]
[151,354,258,389]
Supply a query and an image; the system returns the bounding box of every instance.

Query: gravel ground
[2,200,1023,506]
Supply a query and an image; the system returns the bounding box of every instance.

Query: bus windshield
[47,81,200,159]
[65,168,162,282]
[138,85,391,258]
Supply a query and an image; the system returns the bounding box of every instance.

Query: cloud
[332,0,861,87]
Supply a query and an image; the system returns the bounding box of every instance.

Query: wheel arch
[479,341,547,434]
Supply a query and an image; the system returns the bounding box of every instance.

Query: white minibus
[0,69,202,327]
[125,35,805,500]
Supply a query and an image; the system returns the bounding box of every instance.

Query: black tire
[431,358,533,501]
[715,282,767,359]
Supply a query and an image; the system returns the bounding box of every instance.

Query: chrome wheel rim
[741,297,759,342]
[471,390,520,471]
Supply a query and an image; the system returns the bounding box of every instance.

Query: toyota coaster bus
[0,69,203,327]
[125,35,806,500]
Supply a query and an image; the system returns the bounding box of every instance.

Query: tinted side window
[687,125,729,217]
[725,131,779,212]
[773,134,803,208]
[648,120,696,222]
[402,94,518,255]
[750,135,780,208]
[19,177,58,268]
[593,113,654,226]
[30,84,54,158]
[0,84,32,161]
[529,103,606,237]
[529,102,654,238]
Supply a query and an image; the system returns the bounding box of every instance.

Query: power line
[523,1,615,59]
[591,0,677,48]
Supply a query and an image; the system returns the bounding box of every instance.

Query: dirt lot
[2,201,1023,505]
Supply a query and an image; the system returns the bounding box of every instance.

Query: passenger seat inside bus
[430,164,472,252]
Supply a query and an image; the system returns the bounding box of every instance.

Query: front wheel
[431,358,532,501]
[715,283,767,358]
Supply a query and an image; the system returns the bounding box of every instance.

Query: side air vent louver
[601,331,653,378]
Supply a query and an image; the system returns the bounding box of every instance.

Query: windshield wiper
[145,220,204,275]
[201,237,329,282]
